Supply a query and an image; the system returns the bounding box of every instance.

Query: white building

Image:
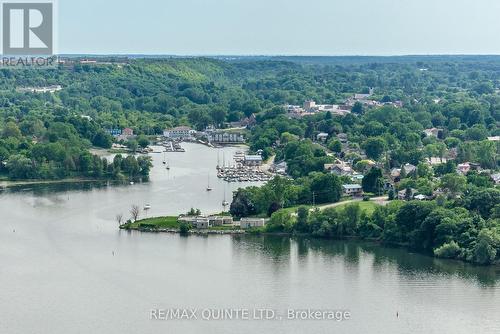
[244,155,263,166]
[208,216,234,226]
[342,184,363,197]
[163,126,196,139]
[239,218,266,229]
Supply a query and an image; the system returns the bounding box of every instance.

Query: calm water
[1,143,499,334]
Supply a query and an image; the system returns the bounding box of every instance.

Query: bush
[434,241,462,259]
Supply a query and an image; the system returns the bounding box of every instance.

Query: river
[0,143,499,334]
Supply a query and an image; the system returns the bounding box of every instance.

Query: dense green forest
[0,56,499,263]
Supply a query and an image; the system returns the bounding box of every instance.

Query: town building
[239,218,266,229]
[208,216,234,226]
[163,126,196,140]
[243,155,263,167]
[342,184,363,197]
[208,132,245,144]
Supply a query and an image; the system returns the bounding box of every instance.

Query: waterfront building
[243,155,263,166]
[163,126,196,139]
[239,218,266,229]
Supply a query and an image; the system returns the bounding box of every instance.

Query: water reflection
[232,236,500,287]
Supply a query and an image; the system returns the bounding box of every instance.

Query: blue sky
[58,0,500,55]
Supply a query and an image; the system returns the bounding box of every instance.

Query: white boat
[206,174,213,191]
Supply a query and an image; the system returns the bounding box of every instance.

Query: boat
[222,187,229,207]
[206,174,213,191]
[162,152,166,165]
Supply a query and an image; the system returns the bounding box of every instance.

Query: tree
[471,229,497,265]
[130,205,140,222]
[2,122,22,139]
[295,206,309,233]
[7,155,35,179]
[137,135,150,149]
[440,174,466,198]
[351,102,363,114]
[362,167,383,193]
[230,189,256,218]
[115,213,124,226]
[328,139,342,153]
[363,137,386,160]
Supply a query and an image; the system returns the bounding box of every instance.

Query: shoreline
[0,177,106,189]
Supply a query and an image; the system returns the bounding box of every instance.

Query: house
[351,173,364,182]
[337,133,348,143]
[490,173,500,185]
[423,128,442,138]
[106,128,122,137]
[317,132,329,142]
[239,218,266,229]
[426,157,448,166]
[342,184,363,197]
[122,128,134,137]
[398,188,417,200]
[414,194,429,201]
[390,168,402,180]
[179,216,212,229]
[243,155,263,167]
[303,100,316,111]
[273,161,288,175]
[456,162,471,175]
[208,216,234,226]
[403,163,416,175]
[163,126,195,139]
[487,136,500,142]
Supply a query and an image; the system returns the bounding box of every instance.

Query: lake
[1,143,499,334]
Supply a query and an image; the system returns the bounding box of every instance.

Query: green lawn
[125,216,180,229]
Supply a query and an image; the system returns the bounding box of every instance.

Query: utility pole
[312,191,316,208]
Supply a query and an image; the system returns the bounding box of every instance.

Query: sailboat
[222,186,229,207]
[206,174,213,191]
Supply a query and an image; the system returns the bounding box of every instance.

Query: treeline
[230,175,343,218]
[262,188,500,265]
[0,117,151,180]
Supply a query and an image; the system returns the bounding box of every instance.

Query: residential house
[487,136,500,142]
[239,218,266,229]
[317,132,329,142]
[426,157,448,166]
[398,188,417,200]
[456,162,471,175]
[490,173,500,185]
[423,128,442,138]
[122,128,134,137]
[342,184,363,197]
[403,163,417,175]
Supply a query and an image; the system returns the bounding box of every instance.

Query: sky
[57,0,500,55]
